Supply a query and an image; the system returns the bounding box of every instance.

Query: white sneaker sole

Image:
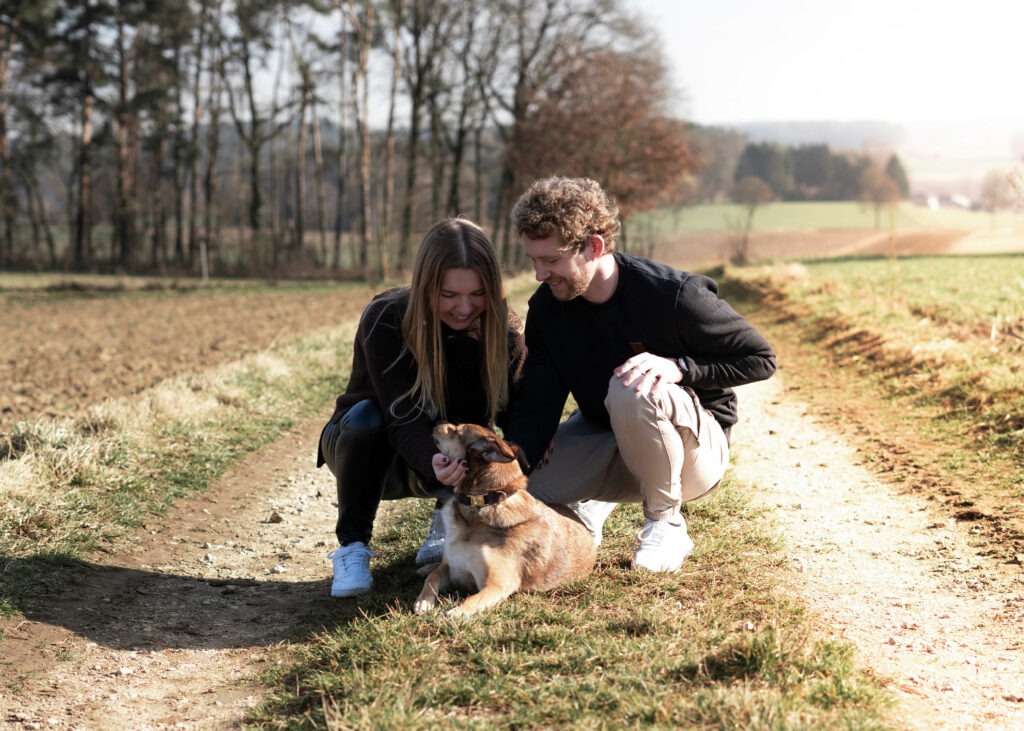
[331,582,372,598]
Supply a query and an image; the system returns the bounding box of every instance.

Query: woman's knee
[321,400,385,471]
[339,399,384,432]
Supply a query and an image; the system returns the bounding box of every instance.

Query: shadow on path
[3,554,353,652]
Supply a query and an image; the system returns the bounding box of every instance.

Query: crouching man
[501,176,777,571]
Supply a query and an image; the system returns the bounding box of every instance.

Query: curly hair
[510,177,621,253]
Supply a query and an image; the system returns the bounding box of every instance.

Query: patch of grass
[0,323,358,614]
[250,487,890,730]
[724,255,1024,452]
[717,254,1024,553]
[636,201,1024,235]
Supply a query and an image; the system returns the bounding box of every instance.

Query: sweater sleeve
[501,299,571,471]
[675,275,777,389]
[495,322,527,433]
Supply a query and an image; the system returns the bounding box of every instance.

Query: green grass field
[723,253,1024,496]
[638,201,1024,234]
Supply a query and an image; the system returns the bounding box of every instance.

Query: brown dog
[413,423,596,617]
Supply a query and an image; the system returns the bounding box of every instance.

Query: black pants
[318,400,446,547]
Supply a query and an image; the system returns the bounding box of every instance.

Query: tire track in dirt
[1,417,342,730]
[731,375,1024,731]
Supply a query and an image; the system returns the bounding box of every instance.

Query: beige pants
[526,376,730,522]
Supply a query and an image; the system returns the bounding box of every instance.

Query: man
[502,176,776,572]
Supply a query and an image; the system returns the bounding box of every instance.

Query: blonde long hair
[391,217,509,425]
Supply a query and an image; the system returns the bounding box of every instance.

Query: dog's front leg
[413,562,451,614]
[447,565,519,617]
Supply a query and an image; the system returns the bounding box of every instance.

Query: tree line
[733,141,909,203]
[0,0,695,278]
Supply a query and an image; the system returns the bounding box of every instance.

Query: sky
[632,0,1020,153]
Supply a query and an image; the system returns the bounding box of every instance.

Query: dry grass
[252,489,890,730]
[0,325,356,614]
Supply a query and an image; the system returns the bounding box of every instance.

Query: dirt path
[4,375,1024,729]
[731,376,1024,730]
[1,417,341,730]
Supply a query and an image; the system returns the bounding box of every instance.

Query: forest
[0,0,706,277]
[0,0,915,278]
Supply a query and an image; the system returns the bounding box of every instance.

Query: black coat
[503,253,776,470]
[318,288,526,489]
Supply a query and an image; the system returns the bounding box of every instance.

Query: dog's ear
[468,435,517,464]
[505,440,530,474]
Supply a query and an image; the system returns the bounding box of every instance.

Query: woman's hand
[432,452,467,486]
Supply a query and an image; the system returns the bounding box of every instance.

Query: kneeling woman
[317,218,525,597]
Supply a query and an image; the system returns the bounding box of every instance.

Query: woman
[317,217,525,597]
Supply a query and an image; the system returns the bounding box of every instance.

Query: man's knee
[604,375,656,425]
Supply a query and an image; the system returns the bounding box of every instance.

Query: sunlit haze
[634,0,1021,163]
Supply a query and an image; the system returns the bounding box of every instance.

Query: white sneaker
[415,509,445,566]
[632,518,694,572]
[568,499,618,546]
[328,542,375,597]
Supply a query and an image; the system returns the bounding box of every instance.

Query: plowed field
[1,284,372,434]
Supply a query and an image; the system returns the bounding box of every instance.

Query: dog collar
[455,492,508,507]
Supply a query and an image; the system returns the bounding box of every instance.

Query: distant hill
[719,120,905,152]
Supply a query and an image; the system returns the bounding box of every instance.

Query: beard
[546,271,590,301]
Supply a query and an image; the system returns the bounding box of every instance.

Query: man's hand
[613,353,683,398]
[432,453,467,486]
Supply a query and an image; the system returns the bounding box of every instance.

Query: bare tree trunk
[473,127,483,223]
[445,8,479,219]
[399,98,421,273]
[333,1,350,270]
[379,0,404,274]
[115,13,140,272]
[203,66,222,257]
[446,123,468,217]
[352,0,374,278]
[188,2,214,270]
[0,24,15,267]
[223,29,265,258]
[18,169,39,261]
[311,100,328,265]
[269,36,289,267]
[295,98,307,255]
[492,163,514,265]
[171,43,187,267]
[235,143,247,262]
[429,100,444,219]
[152,134,168,267]
[270,124,282,266]
[74,93,95,269]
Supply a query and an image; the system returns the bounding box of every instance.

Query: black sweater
[503,253,776,470]
[319,288,526,489]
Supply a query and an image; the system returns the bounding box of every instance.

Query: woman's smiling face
[436,267,486,330]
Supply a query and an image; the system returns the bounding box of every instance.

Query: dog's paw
[412,597,436,614]
[445,604,477,618]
